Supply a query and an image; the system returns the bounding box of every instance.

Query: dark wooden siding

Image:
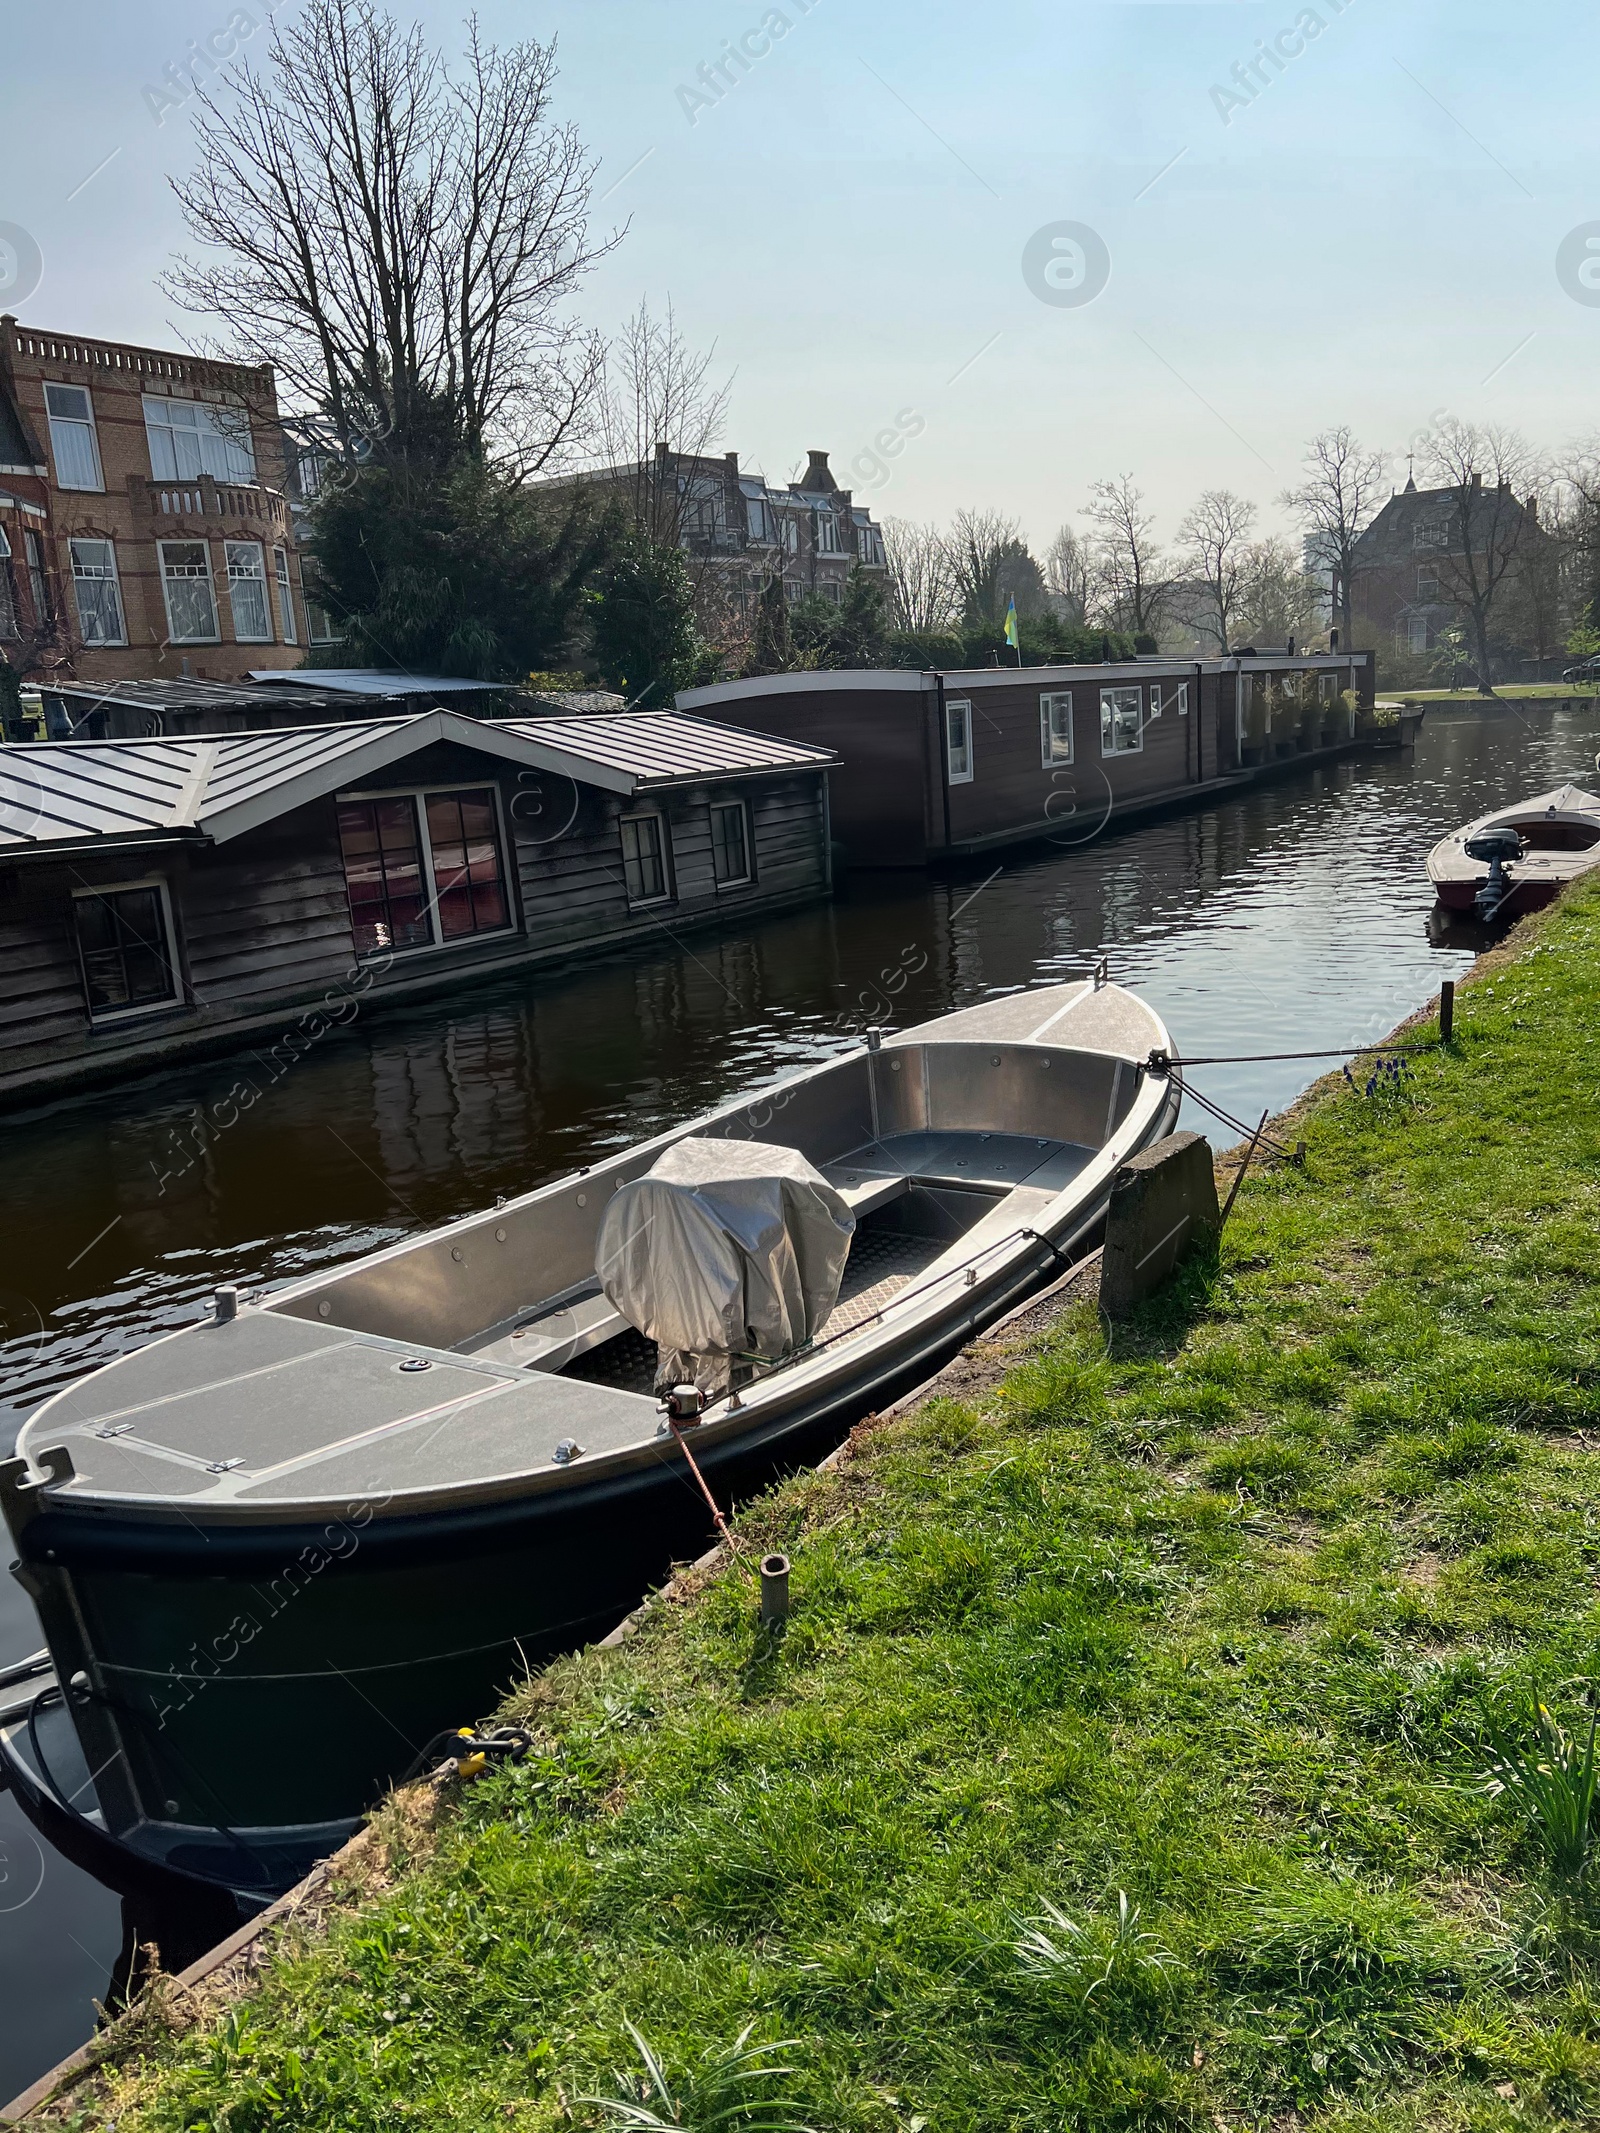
[0,746,831,1101]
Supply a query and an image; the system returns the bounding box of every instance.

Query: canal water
[1,697,1595,2098]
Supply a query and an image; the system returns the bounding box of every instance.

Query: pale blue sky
[2,1,1596,547]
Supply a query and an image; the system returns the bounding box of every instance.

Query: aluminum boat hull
[1,980,1179,1902]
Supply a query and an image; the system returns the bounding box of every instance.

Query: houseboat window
[620,813,672,905]
[945,698,973,783]
[710,800,752,887]
[1039,691,1073,765]
[0,530,17,638]
[73,884,178,1019]
[69,539,126,647]
[424,789,510,938]
[225,542,273,642]
[142,395,258,485]
[1320,672,1338,702]
[24,530,50,624]
[274,548,298,644]
[158,541,220,644]
[337,798,433,954]
[1100,686,1143,755]
[43,384,103,492]
[1176,683,1190,716]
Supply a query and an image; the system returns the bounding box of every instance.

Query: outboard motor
[1464,825,1523,921]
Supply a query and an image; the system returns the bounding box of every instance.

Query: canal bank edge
[10,889,1596,2129]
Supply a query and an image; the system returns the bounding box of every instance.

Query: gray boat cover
[596,1138,856,1393]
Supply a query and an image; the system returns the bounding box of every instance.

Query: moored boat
[1427,783,1600,917]
[0,978,1179,1904]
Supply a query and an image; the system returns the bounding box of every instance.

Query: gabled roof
[0,709,835,855]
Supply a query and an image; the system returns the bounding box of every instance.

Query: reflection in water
[0,700,1595,2101]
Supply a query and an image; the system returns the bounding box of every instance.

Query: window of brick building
[225,542,273,642]
[69,539,126,647]
[44,384,103,491]
[159,541,220,644]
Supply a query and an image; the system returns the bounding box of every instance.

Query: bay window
[273,547,297,644]
[143,394,258,484]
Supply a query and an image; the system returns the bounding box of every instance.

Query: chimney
[1470,471,1482,492]
[1527,494,1539,521]
[801,449,838,492]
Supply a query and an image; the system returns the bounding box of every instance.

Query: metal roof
[248,668,516,696]
[498,712,834,788]
[40,677,407,721]
[0,710,834,854]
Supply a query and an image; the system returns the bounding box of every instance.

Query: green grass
[1387,684,1598,703]
[71,886,1600,2133]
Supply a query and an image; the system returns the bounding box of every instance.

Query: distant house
[1348,474,1542,661]
[678,649,1376,868]
[0,314,308,690]
[0,709,834,1101]
[552,444,890,616]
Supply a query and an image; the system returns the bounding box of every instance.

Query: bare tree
[165,1,614,474]
[882,517,956,633]
[1279,427,1386,644]
[1419,420,1542,694]
[1178,490,1258,653]
[1043,523,1091,627]
[1233,536,1323,648]
[946,510,1047,627]
[1084,476,1168,639]
[598,298,734,547]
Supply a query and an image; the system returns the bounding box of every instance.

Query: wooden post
[1440,979,1455,1044]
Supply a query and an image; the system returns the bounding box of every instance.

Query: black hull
[8,1243,1071,1892]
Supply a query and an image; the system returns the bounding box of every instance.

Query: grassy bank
[51,886,1600,2133]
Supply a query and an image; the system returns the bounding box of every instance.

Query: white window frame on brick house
[69,538,127,647]
[945,697,974,783]
[619,811,674,907]
[159,540,220,645]
[1100,685,1143,755]
[142,394,258,485]
[1039,691,1073,765]
[273,547,298,644]
[1406,614,1429,654]
[224,541,273,642]
[0,529,18,639]
[43,383,104,492]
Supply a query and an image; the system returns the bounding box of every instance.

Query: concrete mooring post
[1100,1131,1220,1319]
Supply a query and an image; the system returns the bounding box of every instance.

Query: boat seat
[821,1169,911,1219]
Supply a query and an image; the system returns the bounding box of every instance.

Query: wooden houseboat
[0,710,834,1104]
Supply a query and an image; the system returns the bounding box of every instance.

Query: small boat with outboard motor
[0,977,1180,1918]
[1427,781,1600,920]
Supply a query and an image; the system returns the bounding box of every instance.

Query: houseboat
[677,650,1378,868]
[0,709,835,1103]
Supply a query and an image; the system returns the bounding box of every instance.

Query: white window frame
[1039,690,1073,766]
[69,537,127,648]
[142,393,258,485]
[1100,686,1144,756]
[43,383,104,492]
[224,540,273,643]
[334,779,519,959]
[70,876,182,1024]
[1406,615,1429,654]
[158,539,221,645]
[709,799,753,889]
[273,547,298,645]
[945,697,974,784]
[619,809,674,908]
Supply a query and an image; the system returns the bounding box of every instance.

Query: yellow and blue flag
[1004,595,1019,650]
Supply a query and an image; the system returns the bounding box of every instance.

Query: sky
[2,1,1597,554]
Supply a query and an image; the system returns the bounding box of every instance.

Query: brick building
[0,316,308,691]
[1348,473,1541,660]
[553,443,890,617]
